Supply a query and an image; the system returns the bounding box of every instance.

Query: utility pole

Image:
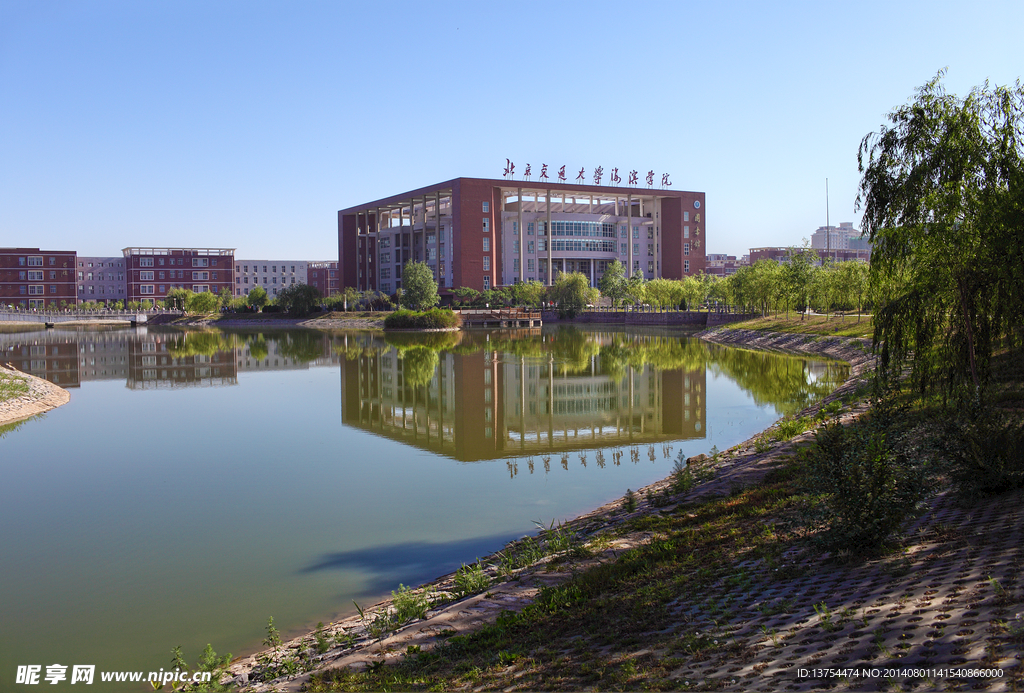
[826,178,830,262]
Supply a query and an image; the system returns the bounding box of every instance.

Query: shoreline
[0,364,71,427]
[229,327,877,691]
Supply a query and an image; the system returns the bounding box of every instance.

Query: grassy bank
[723,313,874,339]
[0,370,30,405]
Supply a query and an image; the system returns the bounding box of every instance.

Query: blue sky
[2,0,1021,260]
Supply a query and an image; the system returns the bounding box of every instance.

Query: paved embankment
[0,364,70,426]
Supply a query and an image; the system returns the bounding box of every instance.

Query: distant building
[233,260,309,298]
[811,222,871,254]
[0,247,78,309]
[308,261,339,297]
[122,247,235,305]
[705,253,746,277]
[749,246,870,265]
[77,256,126,305]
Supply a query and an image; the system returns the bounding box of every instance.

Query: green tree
[217,288,233,308]
[598,259,627,307]
[164,287,192,311]
[185,290,219,314]
[401,261,440,311]
[276,283,322,316]
[549,271,597,318]
[510,279,546,308]
[857,71,1024,399]
[246,285,268,312]
[452,286,481,308]
[625,271,647,305]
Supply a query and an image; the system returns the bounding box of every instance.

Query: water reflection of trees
[166,331,242,358]
[704,344,847,415]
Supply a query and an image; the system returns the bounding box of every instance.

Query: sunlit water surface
[0,325,846,687]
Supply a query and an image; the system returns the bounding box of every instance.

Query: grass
[724,313,875,339]
[0,371,30,405]
[304,460,825,691]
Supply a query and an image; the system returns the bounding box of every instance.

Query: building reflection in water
[1,326,846,465]
[340,328,708,462]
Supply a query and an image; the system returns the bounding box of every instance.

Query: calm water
[0,325,846,687]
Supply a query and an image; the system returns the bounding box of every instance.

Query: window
[263,265,267,272]
[684,242,690,256]
[528,241,535,253]
[272,277,277,284]
[621,243,627,254]
[28,256,43,266]
[271,266,276,273]
[633,243,640,255]
[193,258,209,267]
[482,218,490,233]
[648,261,654,274]
[528,258,535,271]
[159,285,165,293]
[244,265,248,272]
[140,258,154,267]
[243,277,248,284]
[648,244,654,257]
[513,258,520,271]
[512,221,518,233]
[684,211,689,222]
[290,265,295,272]
[482,201,489,212]
[49,257,56,266]
[140,285,154,294]
[483,256,490,271]
[50,285,57,294]
[28,271,43,281]
[158,258,165,266]
[684,260,690,273]
[140,271,155,281]
[158,271,165,280]
[49,271,56,279]
[527,222,534,235]
[192,285,209,293]
[192,271,209,281]
[633,227,640,239]
[482,238,490,252]
[513,240,519,252]
[212,272,217,280]
[684,225,690,238]
[483,275,490,290]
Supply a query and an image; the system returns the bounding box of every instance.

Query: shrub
[384,308,461,330]
[942,401,1024,502]
[453,563,489,598]
[391,584,434,623]
[806,390,926,553]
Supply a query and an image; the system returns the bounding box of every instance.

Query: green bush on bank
[805,387,926,554]
[384,308,461,330]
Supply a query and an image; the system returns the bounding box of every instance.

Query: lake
[0,324,846,687]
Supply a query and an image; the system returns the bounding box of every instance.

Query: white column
[516,186,524,284]
[627,194,633,277]
[546,190,553,286]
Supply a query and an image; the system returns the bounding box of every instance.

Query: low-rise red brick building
[0,247,78,309]
[122,247,234,305]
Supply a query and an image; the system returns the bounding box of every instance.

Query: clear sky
[2,0,1021,260]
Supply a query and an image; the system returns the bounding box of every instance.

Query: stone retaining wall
[540,310,759,326]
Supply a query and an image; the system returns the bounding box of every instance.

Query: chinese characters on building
[503,161,672,188]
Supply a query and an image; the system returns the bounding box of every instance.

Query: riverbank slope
[0,364,70,427]
[224,326,1022,692]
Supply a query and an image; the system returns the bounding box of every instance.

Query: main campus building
[338,176,706,294]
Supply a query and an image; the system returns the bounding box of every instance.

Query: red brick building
[0,247,78,309]
[308,261,339,297]
[122,247,235,305]
[338,176,706,294]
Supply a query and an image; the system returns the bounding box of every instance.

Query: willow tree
[858,71,1024,401]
